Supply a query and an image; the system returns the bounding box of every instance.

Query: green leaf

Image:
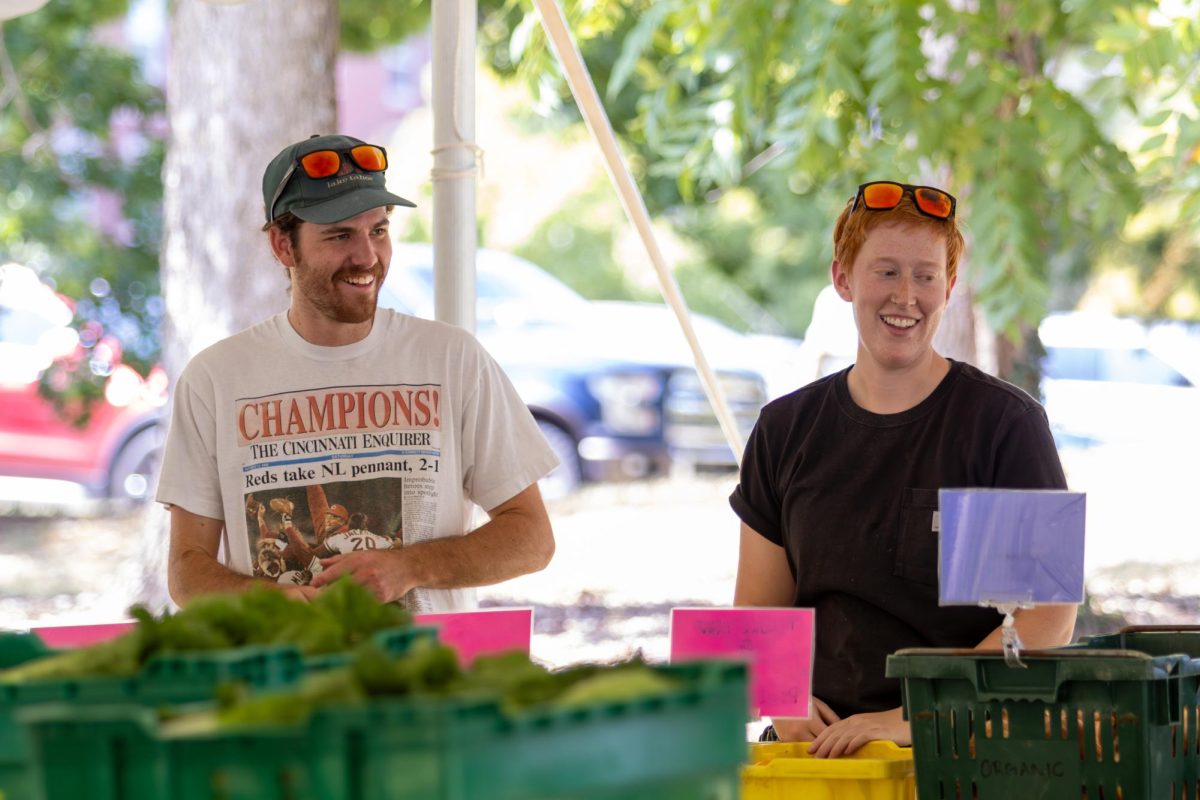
[1142,109,1173,127]
[608,2,673,99]
[1139,132,1169,153]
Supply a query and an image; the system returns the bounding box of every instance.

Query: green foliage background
[476,0,1200,338]
[3,0,1199,417]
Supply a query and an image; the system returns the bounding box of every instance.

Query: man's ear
[831,259,852,302]
[267,225,297,268]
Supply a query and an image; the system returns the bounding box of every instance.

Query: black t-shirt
[729,360,1067,717]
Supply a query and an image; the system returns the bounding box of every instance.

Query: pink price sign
[415,608,533,667]
[669,607,815,719]
[33,622,135,648]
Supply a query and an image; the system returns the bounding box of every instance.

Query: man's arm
[309,482,554,602]
[167,505,317,606]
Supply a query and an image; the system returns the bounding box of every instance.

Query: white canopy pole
[431,0,478,332]
[533,0,745,464]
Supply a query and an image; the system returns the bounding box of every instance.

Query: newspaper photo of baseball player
[245,479,403,585]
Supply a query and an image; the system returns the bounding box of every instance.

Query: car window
[405,262,584,307]
[1043,346,1191,387]
[0,265,73,346]
[0,305,59,346]
[388,255,588,327]
[1099,348,1191,386]
[1041,347,1100,381]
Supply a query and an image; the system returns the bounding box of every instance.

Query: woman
[729,181,1077,758]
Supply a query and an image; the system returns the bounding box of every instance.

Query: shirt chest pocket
[893,488,940,586]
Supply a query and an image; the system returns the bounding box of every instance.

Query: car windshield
[1043,346,1192,387]
[386,249,588,326]
[0,265,72,346]
[0,305,59,347]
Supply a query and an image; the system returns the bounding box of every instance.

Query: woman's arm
[733,522,794,606]
[974,603,1078,650]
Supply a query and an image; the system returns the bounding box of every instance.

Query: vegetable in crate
[309,575,411,645]
[462,651,599,713]
[0,631,141,683]
[213,639,461,729]
[350,638,463,696]
[552,665,682,709]
[0,576,410,682]
[210,644,687,729]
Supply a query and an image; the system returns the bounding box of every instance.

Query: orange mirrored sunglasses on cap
[267,144,389,221]
[850,181,956,220]
[297,144,388,179]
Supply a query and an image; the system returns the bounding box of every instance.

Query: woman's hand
[770,697,841,742]
[807,706,910,758]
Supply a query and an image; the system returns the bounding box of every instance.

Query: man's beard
[292,257,382,325]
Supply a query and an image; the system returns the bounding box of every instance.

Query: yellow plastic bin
[743,740,915,800]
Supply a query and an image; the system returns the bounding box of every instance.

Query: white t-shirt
[156,309,559,612]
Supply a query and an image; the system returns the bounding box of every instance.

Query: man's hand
[770,697,841,742]
[279,584,321,603]
[311,550,415,602]
[807,706,910,758]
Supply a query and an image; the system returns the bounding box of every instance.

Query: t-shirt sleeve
[458,341,560,511]
[728,414,785,546]
[992,405,1068,490]
[154,365,225,521]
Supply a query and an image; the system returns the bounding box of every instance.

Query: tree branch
[0,24,43,135]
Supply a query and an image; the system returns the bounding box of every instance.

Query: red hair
[832,192,965,282]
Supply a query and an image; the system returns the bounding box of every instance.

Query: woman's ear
[831,259,852,301]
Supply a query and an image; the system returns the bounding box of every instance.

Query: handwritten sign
[415,608,533,667]
[669,607,814,718]
[32,622,134,649]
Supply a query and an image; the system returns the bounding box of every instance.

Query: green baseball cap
[262,133,416,224]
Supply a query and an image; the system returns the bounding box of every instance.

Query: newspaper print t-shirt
[238,384,441,586]
[156,309,559,613]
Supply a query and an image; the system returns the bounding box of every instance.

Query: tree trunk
[934,282,978,368]
[994,327,1042,398]
[129,0,339,610]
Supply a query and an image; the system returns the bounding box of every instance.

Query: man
[731,181,1077,756]
[158,134,559,612]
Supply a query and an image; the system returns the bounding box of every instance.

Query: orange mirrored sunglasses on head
[297,144,388,179]
[268,144,389,221]
[850,181,956,220]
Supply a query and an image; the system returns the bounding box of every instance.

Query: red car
[0,263,165,512]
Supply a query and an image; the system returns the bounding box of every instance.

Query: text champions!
[237,385,441,445]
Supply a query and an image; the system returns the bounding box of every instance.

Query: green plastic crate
[1,645,304,800]
[434,661,747,800]
[1,624,434,800]
[0,634,54,671]
[1077,625,1200,659]
[23,661,748,800]
[887,647,1200,800]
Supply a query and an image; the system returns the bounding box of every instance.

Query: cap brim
[290,188,417,224]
